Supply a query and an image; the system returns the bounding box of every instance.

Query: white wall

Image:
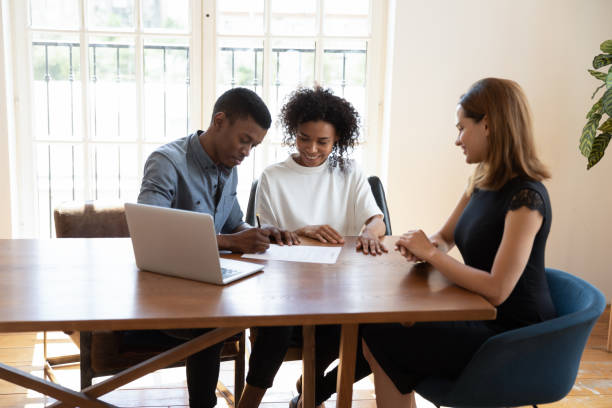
[383,0,612,298]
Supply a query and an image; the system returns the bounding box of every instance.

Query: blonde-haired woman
[362,78,556,408]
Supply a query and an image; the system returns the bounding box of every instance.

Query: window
[11,0,385,237]
[211,0,384,212]
[15,0,199,237]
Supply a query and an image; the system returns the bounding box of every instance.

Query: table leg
[302,325,316,408]
[0,362,117,408]
[46,327,244,408]
[336,324,359,408]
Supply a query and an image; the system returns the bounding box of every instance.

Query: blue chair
[415,268,606,408]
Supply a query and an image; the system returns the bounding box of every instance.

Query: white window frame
[8,0,204,237]
[5,0,388,237]
[202,0,389,180]
[202,0,388,210]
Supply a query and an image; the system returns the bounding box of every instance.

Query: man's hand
[219,228,272,253]
[295,225,345,244]
[356,230,388,256]
[261,225,300,246]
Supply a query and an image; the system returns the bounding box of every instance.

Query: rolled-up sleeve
[137,153,178,208]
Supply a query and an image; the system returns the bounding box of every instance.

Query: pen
[256,214,262,228]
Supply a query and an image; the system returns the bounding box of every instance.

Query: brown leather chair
[50,201,246,401]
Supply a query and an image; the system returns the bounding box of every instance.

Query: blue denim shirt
[138,131,244,234]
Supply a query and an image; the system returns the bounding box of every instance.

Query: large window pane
[142,0,190,32]
[323,40,367,140]
[323,41,366,98]
[144,38,190,141]
[91,144,140,201]
[323,0,370,36]
[31,34,82,141]
[24,0,195,237]
[270,0,317,36]
[217,0,264,36]
[214,0,375,208]
[323,15,370,37]
[88,36,136,141]
[30,0,80,29]
[216,38,264,194]
[216,39,264,98]
[88,0,135,30]
[269,40,315,141]
[36,143,85,237]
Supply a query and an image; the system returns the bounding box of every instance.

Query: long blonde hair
[460,78,550,193]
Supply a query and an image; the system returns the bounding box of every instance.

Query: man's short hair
[212,87,272,130]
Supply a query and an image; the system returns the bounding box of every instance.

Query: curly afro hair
[279,86,360,170]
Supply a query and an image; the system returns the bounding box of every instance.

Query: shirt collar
[189,131,232,176]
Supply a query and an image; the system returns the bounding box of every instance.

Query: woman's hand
[395,230,438,262]
[295,225,345,244]
[356,230,388,256]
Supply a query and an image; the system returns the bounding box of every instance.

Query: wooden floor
[1,307,611,408]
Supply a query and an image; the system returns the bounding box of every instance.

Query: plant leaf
[592,83,606,99]
[603,87,612,116]
[601,40,612,53]
[599,117,612,132]
[607,66,612,89]
[587,99,603,119]
[580,113,602,157]
[587,132,612,169]
[589,69,607,81]
[593,54,612,69]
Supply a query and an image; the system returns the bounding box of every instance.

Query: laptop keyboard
[221,267,242,279]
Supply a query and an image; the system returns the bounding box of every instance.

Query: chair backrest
[367,176,392,235]
[416,268,606,407]
[245,175,392,234]
[54,201,130,238]
[546,268,605,320]
[245,179,259,227]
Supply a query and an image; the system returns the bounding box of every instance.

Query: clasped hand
[395,229,438,262]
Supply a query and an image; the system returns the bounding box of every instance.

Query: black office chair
[367,175,392,235]
[245,175,392,232]
[246,179,259,227]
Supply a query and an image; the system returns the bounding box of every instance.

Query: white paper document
[241,244,342,264]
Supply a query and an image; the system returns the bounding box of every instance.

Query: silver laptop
[124,202,264,285]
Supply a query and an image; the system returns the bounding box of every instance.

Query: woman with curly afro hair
[236,87,387,408]
[257,86,386,251]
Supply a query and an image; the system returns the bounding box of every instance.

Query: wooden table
[0,237,496,408]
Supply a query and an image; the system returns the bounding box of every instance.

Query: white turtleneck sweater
[254,155,382,235]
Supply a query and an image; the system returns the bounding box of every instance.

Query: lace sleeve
[509,189,545,217]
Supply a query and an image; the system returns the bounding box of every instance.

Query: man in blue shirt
[136,87,299,407]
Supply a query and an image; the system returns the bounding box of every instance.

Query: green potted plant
[580,39,612,169]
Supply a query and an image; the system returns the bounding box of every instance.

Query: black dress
[362,177,557,394]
